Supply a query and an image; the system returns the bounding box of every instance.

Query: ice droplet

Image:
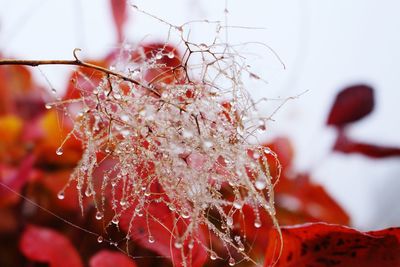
[228,257,235,266]
[254,218,262,228]
[97,236,104,243]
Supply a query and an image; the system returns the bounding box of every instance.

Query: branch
[0,50,161,97]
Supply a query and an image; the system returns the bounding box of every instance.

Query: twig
[0,48,161,97]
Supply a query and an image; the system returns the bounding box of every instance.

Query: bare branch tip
[73,48,82,62]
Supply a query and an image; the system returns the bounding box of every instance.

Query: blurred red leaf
[0,155,35,206]
[334,131,400,158]
[327,84,374,127]
[0,65,45,119]
[262,138,349,226]
[90,250,137,267]
[275,174,350,226]
[110,0,128,43]
[264,223,400,267]
[19,225,83,267]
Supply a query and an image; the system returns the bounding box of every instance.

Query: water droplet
[57,191,65,200]
[264,148,272,154]
[233,200,242,209]
[121,114,129,122]
[120,199,127,206]
[181,210,190,219]
[45,103,52,109]
[199,43,208,49]
[51,88,57,94]
[253,152,260,159]
[174,240,183,249]
[255,178,267,190]
[56,148,63,156]
[168,204,176,211]
[188,240,194,249]
[254,218,262,228]
[97,236,103,243]
[155,52,163,60]
[113,92,122,100]
[210,252,217,260]
[228,257,235,266]
[112,217,119,225]
[202,140,213,149]
[148,236,155,243]
[85,189,92,197]
[182,129,193,138]
[167,51,175,58]
[95,211,104,220]
[238,244,245,252]
[226,217,233,227]
[140,127,149,136]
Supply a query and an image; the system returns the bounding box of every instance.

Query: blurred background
[1,0,400,231]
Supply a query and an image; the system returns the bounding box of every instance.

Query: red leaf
[327,84,374,127]
[0,155,35,204]
[275,174,350,226]
[334,131,400,158]
[0,65,45,119]
[110,0,128,43]
[264,223,400,267]
[90,250,137,267]
[19,225,83,267]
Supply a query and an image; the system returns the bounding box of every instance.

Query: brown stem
[0,54,161,97]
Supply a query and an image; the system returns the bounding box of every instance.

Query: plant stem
[0,55,161,97]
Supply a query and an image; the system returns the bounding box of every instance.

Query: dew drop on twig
[56,147,63,156]
[95,211,104,220]
[57,191,65,200]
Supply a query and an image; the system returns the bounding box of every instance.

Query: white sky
[1,0,400,231]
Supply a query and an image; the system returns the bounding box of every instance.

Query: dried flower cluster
[51,34,280,265]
